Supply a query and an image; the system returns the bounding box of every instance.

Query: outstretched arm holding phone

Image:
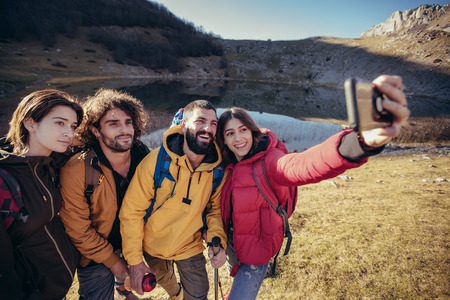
[360,75,410,148]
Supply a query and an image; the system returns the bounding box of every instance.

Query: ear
[90,126,99,138]
[180,119,187,132]
[23,118,36,132]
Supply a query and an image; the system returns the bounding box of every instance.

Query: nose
[203,122,212,132]
[204,122,217,137]
[235,131,244,141]
[64,127,74,138]
[119,122,133,133]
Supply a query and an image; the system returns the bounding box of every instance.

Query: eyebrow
[195,116,218,122]
[52,116,78,125]
[51,116,69,121]
[225,124,245,132]
[104,117,132,124]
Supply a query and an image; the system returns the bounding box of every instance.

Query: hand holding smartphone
[344,78,393,132]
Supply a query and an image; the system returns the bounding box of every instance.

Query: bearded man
[119,100,227,300]
[59,89,164,299]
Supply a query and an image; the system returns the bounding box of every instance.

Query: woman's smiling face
[223,117,253,161]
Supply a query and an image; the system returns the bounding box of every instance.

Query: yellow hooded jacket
[119,126,227,265]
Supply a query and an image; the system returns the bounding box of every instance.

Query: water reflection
[122,79,349,121]
[120,78,450,121]
[141,109,342,152]
[1,78,448,141]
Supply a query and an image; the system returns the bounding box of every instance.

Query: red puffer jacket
[221,129,366,265]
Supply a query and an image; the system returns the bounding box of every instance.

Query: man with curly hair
[58,89,167,299]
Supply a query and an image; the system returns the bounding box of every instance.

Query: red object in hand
[142,273,157,292]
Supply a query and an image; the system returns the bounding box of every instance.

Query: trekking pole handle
[212,236,221,255]
[212,236,221,300]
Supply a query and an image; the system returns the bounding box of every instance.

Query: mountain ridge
[361,4,449,38]
[0,3,448,100]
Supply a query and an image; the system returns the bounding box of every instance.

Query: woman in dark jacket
[0,90,83,299]
[216,75,410,300]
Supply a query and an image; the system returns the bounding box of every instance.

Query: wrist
[207,242,224,249]
[357,133,380,151]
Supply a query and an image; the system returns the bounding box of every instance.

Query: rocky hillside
[0,4,448,101]
[361,4,449,37]
[220,4,449,100]
[0,4,448,144]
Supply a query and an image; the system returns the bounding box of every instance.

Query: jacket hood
[162,125,222,171]
[0,137,27,166]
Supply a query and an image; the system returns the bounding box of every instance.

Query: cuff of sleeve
[126,255,145,266]
[102,251,121,269]
[338,131,385,162]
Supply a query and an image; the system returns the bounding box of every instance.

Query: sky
[153,0,449,40]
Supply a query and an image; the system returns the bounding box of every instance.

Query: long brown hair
[217,107,262,166]
[6,89,83,155]
[77,88,148,146]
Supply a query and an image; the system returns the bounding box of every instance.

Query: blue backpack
[143,144,224,231]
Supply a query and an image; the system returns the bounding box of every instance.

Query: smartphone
[344,78,393,132]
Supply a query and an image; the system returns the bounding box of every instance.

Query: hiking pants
[144,251,209,300]
[78,263,114,300]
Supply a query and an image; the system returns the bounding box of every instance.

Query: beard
[185,128,214,155]
[98,132,133,153]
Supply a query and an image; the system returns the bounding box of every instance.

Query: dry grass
[261,151,450,299]
[66,150,449,299]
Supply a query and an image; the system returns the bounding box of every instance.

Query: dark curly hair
[6,89,83,155]
[77,88,148,146]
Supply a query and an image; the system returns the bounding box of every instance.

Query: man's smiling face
[182,108,218,155]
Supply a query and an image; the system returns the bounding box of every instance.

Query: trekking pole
[212,236,221,300]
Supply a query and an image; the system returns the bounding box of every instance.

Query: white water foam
[141,109,343,152]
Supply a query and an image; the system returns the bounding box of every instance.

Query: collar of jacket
[0,137,55,168]
[89,140,148,172]
[162,125,222,171]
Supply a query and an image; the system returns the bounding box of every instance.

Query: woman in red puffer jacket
[216,75,410,300]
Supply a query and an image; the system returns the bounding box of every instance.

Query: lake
[1,77,449,147]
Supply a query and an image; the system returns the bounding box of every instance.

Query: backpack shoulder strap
[0,168,28,228]
[211,163,224,195]
[0,169,23,208]
[252,159,292,274]
[83,150,103,206]
[143,145,225,224]
[154,145,174,189]
[143,145,175,222]
[200,163,225,231]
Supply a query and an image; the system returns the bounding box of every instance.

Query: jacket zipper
[33,163,74,280]
[184,160,194,200]
[44,225,74,280]
[186,171,194,199]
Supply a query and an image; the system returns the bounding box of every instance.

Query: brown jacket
[59,150,119,268]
